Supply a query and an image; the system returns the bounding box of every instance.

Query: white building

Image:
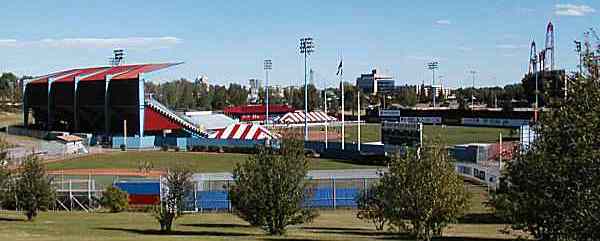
[417,84,453,99]
[195,74,209,91]
[247,78,262,104]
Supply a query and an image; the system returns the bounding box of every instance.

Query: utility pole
[574,40,582,75]
[427,62,439,108]
[264,59,272,126]
[469,70,477,110]
[299,37,314,141]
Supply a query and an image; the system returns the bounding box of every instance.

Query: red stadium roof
[28,63,180,84]
[224,104,295,115]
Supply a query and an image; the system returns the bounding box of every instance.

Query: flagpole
[357,90,361,152]
[340,58,345,151]
[324,90,328,149]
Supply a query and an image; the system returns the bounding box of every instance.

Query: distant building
[395,84,417,92]
[270,85,285,98]
[417,84,453,99]
[247,78,262,104]
[195,74,209,91]
[356,69,395,94]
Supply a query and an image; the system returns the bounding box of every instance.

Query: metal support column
[23,81,29,128]
[104,75,113,135]
[73,76,80,131]
[138,73,145,137]
[47,77,55,130]
[332,178,336,209]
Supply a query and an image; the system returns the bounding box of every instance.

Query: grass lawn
[0,184,522,241]
[45,151,379,172]
[321,124,514,146]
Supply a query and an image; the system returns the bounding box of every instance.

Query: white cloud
[555,4,595,16]
[0,39,18,47]
[0,37,182,49]
[496,44,528,49]
[405,55,445,62]
[435,19,452,25]
[457,46,474,52]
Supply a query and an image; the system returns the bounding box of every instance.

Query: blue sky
[0,0,598,88]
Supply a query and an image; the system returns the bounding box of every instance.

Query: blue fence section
[152,136,270,151]
[112,136,156,149]
[185,187,362,211]
[114,181,160,195]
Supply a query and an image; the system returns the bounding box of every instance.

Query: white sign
[398,116,442,124]
[462,118,529,127]
[379,109,401,117]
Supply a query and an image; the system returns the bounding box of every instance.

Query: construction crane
[585,28,599,78]
[590,28,600,55]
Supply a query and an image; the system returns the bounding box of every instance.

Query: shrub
[229,133,317,235]
[152,166,193,232]
[15,155,55,221]
[356,183,387,231]
[100,186,129,212]
[379,139,469,241]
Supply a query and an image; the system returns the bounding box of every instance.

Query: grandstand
[23,63,208,137]
[20,63,290,151]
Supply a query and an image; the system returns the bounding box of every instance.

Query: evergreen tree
[492,75,600,241]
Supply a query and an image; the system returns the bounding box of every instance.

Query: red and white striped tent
[208,123,278,140]
[276,111,337,124]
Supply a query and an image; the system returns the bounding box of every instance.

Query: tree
[226,83,248,106]
[15,155,55,221]
[100,186,129,213]
[211,85,228,110]
[0,73,17,101]
[356,183,387,231]
[229,133,317,235]
[380,139,469,241]
[152,166,193,232]
[492,75,600,241]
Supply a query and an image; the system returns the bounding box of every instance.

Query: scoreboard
[381,121,423,147]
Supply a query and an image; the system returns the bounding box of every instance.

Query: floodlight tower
[110,49,124,66]
[427,61,439,107]
[264,59,272,126]
[469,70,477,110]
[299,37,314,141]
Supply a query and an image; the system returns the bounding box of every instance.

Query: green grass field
[317,124,514,145]
[45,151,378,172]
[0,184,522,241]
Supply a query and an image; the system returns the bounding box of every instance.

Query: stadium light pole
[264,59,272,126]
[469,70,477,110]
[427,61,439,108]
[300,37,314,141]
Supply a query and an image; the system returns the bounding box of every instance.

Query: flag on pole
[336,60,343,75]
